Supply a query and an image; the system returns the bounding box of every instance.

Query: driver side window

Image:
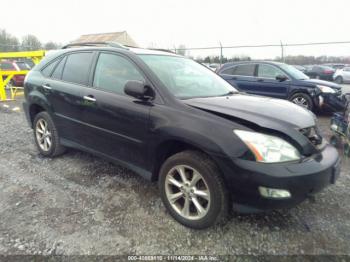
[93,53,145,95]
[258,64,286,79]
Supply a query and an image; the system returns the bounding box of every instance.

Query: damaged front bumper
[312,89,345,111]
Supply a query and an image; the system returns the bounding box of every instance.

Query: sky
[1,0,350,59]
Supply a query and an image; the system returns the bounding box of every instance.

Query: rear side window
[52,57,66,79]
[93,53,145,95]
[233,64,255,76]
[62,52,93,85]
[41,60,59,77]
[221,64,255,76]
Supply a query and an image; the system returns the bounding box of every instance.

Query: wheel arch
[150,138,223,182]
[27,91,52,127]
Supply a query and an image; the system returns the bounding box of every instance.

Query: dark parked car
[304,65,335,81]
[0,60,30,87]
[23,43,340,229]
[217,61,343,111]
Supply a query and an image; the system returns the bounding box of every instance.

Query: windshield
[279,64,309,80]
[139,55,238,99]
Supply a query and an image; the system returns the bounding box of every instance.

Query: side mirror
[276,74,288,82]
[124,80,155,100]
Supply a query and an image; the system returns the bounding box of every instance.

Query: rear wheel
[33,111,66,157]
[158,150,229,229]
[335,76,343,84]
[290,93,313,111]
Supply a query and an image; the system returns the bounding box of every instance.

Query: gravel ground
[0,91,349,256]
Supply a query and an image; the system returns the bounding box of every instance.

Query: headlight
[234,130,300,163]
[317,85,335,94]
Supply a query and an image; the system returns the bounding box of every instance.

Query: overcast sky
[2,0,350,58]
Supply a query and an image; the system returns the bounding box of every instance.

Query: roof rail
[148,48,175,54]
[62,41,129,49]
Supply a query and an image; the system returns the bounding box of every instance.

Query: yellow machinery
[0,50,45,101]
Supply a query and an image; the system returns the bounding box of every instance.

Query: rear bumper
[217,144,340,212]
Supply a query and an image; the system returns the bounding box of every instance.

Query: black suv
[23,42,340,229]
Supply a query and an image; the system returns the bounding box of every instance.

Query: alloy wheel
[292,96,309,109]
[165,165,211,220]
[35,119,52,152]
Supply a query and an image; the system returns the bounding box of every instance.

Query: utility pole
[219,42,223,65]
[280,41,284,62]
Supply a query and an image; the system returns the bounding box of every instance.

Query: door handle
[231,76,237,80]
[83,95,96,102]
[42,84,52,90]
[257,79,264,82]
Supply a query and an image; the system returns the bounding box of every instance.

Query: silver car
[334,66,350,84]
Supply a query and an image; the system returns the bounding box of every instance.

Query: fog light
[259,186,291,199]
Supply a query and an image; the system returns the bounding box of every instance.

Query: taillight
[324,70,334,74]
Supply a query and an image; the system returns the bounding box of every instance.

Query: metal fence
[170,41,350,64]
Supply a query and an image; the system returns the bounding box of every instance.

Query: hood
[301,79,341,90]
[185,94,317,155]
[185,94,315,129]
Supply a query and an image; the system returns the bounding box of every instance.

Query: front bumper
[318,93,345,111]
[217,144,341,213]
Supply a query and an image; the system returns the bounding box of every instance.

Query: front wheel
[335,76,343,84]
[158,150,229,229]
[290,93,313,111]
[33,111,66,157]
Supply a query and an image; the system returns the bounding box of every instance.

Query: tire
[335,76,343,84]
[33,111,66,157]
[158,150,229,229]
[290,93,314,111]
